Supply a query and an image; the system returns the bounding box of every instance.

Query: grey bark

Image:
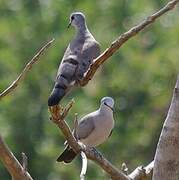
[153,76,179,180]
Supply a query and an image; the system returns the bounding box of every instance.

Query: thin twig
[0,38,55,100]
[80,151,88,180]
[49,102,80,153]
[79,0,179,86]
[61,99,75,119]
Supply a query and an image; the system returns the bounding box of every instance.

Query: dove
[48,12,100,106]
[57,97,114,163]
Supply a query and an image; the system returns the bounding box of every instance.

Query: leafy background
[0,0,179,179]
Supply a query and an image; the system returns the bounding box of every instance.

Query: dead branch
[79,0,179,86]
[153,76,179,180]
[49,102,79,152]
[0,38,55,100]
[0,136,33,180]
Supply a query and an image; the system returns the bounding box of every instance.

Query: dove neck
[99,103,113,115]
[76,24,88,35]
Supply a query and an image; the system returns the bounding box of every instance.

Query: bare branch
[79,0,179,86]
[0,38,55,100]
[153,76,179,180]
[49,101,80,153]
[61,99,75,119]
[49,104,129,180]
[0,136,33,180]
[129,161,154,180]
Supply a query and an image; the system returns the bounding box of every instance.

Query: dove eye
[71,16,75,20]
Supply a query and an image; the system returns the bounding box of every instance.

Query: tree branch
[153,76,179,180]
[0,136,33,180]
[0,38,55,100]
[79,0,179,86]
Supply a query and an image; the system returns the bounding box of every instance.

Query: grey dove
[57,97,114,163]
[48,12,100,106]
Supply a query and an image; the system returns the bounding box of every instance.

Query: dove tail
[48,85,66,106]
[57,147,77,163]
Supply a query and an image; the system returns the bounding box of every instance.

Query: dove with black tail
[48,12,100,106]
[57,97,115,163]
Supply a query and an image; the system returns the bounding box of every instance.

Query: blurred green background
[0,0,179,179]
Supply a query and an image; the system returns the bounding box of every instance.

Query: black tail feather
[48,87,66,106]
[57,147,77,163]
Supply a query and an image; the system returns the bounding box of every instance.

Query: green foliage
[0,0,179,179]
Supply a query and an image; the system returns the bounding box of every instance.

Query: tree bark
[153,76,179,180]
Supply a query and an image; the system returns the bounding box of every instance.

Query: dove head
[100,97,114,111]
[68,12,87,30]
